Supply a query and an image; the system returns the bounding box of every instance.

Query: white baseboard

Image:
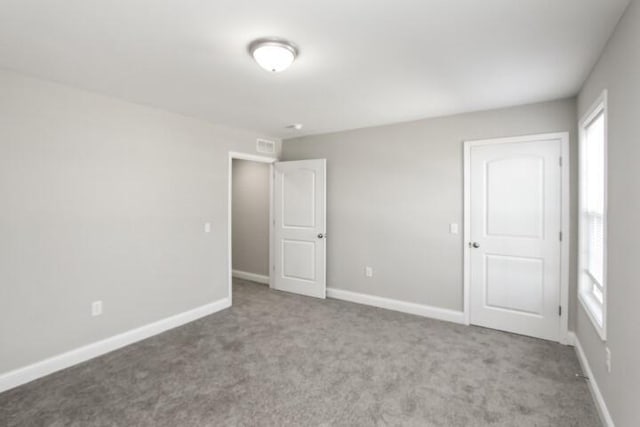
[232,269,269,285]
[327,288,466,325]
[567,332,615,427]
[0,297,231,394]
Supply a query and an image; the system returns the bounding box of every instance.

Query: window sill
[579,290,607,341]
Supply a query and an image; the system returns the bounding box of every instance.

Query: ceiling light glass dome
[249,39,298,73]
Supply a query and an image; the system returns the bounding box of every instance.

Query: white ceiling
[0,0,630,138]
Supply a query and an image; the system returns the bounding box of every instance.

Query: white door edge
[462,132,570,344]
[227,151,278,306]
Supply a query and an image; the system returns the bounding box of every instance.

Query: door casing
[463,133,570,344]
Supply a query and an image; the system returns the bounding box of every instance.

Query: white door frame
[228,151,277,305]
[463,132,570,344]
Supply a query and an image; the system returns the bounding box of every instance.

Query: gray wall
[283,99,578,320]
[232,159,270,277]
[577,1,640,425]
[0,70,279,374]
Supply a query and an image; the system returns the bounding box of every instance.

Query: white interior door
[273,159,326,298]
[467,136,562,341]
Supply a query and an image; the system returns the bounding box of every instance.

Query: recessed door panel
[486,156,544,238]
[485,255,544,315]
[282,239,316,281]
[282,169,316,228]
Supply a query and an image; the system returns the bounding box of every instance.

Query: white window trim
[578,89,608,341]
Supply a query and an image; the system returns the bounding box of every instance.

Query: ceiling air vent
[256,138,276,154]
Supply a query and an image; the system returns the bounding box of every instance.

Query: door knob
[317,233,326,239]
[469,242,480,248]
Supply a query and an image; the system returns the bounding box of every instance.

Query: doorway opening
[228,152,276,304]
[228,153,327,304]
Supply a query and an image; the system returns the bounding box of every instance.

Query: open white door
[466,135,565,342]
[273,159,326,298]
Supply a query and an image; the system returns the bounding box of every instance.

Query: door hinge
[559,231,563,242]
[559,157,563,167]
[559,306,562,316]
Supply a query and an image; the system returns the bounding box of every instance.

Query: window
[578,90,607,340]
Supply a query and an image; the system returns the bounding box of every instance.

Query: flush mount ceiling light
[249,38,298,73]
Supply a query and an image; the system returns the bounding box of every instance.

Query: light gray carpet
[0,279,600,426]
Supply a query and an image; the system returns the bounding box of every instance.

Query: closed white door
[273,159,326,298]
[467,136,562,341]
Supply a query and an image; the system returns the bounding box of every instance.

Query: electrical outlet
[92,301,103,317]
[204,222,211,233]
[605,347,611,373]
[365,266,373,278]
